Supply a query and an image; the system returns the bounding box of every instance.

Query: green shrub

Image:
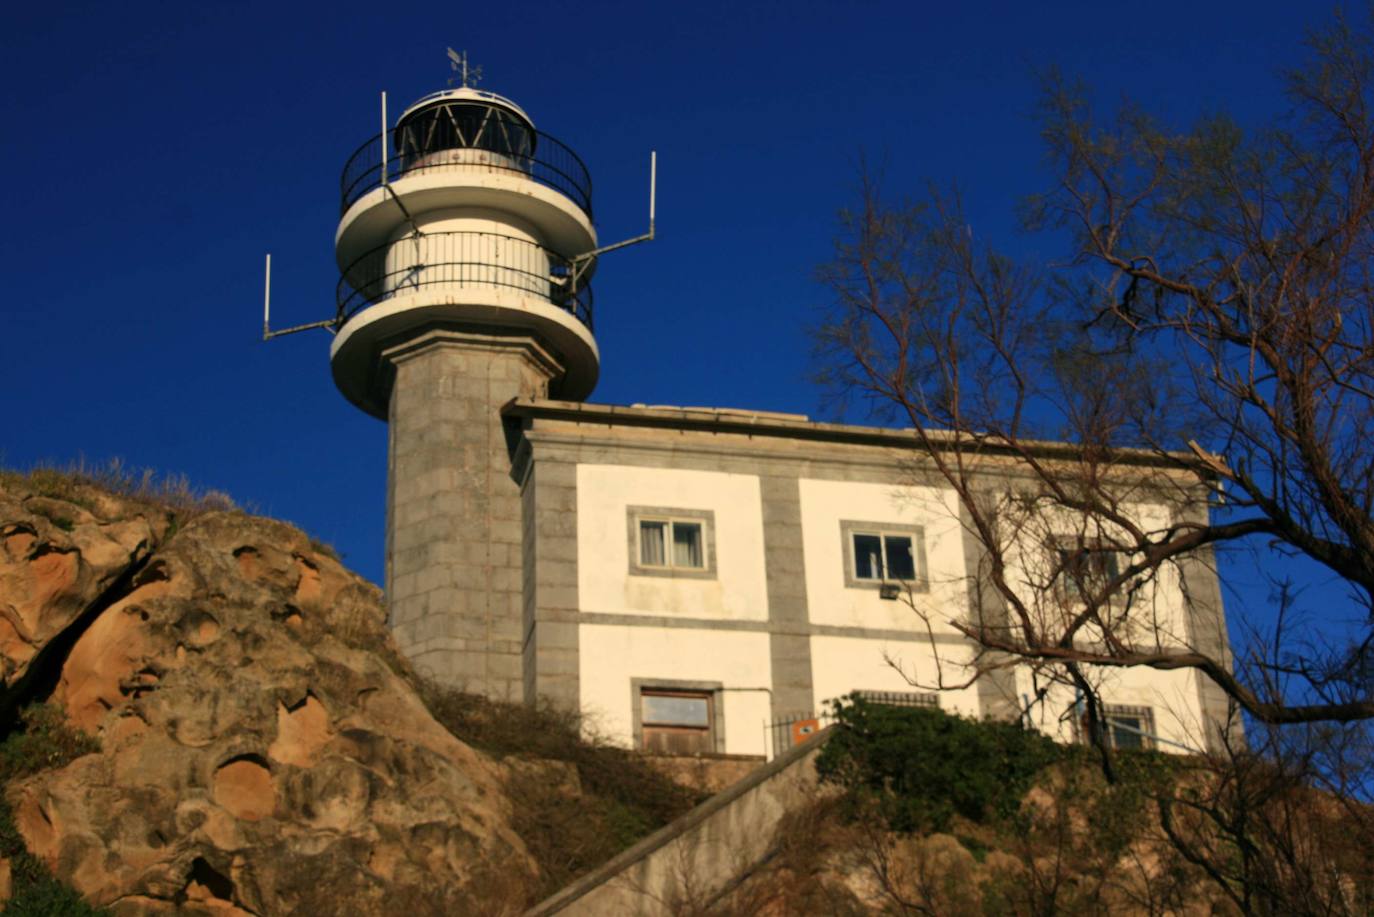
[0,705,106,915]
[815,695,1064,832]
[0,705,100,782]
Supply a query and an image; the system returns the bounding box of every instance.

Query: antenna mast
[261,254,338,341]
[568,151,658,291]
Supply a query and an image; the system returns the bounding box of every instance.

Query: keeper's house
[500,399,1233,759]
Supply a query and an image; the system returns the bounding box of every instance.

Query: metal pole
[380,91,389,186]
[649,150,657,237]
[262,253,271,340]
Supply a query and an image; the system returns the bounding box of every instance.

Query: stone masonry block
[536,585,579,611]
[491,519,523,545]
[537,620,579,649]
[535,647,579,677]
[532,673,580,707]
[486,652,524,682]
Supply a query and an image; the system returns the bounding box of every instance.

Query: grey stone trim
[1176,505,1243,753]
[630,677,726,754]
[504,398,1197,473]
[524,428,951,485]
[524,460,580,710]
[519,425,1168,499]
[510,406,1216,516]
[382,325,565,385]
[960,499,1020,722]
[521,463,540,704]
[839,519,930,592]
[760,475,815,720]
[625,506,717,580]
[572,609,973,645]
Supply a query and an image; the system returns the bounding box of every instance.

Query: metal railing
[766,711,835,760]
[765,692,940,759]
[339,124,593,217]
[336,230,593,330]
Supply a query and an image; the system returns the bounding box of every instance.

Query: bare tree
[816,12,1374,909]
[819,12,1374,729]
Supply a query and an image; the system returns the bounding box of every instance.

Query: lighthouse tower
[329,63,598,699]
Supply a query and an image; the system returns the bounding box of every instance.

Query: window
[639,689,715,754]
[627,507,716,578]
[1078,703,1156,750]
[1104,704,1156,750]
[841,521,928,591]
[1053,537,1123,598]
[639,518,703,569]
[855,690,940,709]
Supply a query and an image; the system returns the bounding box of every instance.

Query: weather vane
[447,48,482,88]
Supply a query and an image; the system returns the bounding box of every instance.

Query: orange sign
[790,718,820,746]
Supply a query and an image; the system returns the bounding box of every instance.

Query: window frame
[1103,704,1156,751]
[1051,535,1126,602]
[627,506,717,579]
[631,678,726,754]
[1078,703,1157,751]
[854,689,940,709]
[840,520,929,592]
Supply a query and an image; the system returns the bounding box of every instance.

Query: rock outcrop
[0,477,534,915]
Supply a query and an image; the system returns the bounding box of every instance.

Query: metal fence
[336,230,593,330]
[339,123,593,217]
[765,691,941,760]
[765,711,835,760]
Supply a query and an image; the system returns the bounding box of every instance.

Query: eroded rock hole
[133,560,170,586]
[179,609,220,646]
[185,855,235,902]
[213,753,275,822]
[2,523,38,559]
[120,665,161,700]
[269,604,304,630]
[268,692,331,767]
[233,546,260,579]
[292,555,322,605]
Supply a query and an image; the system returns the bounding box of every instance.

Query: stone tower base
[383,327,561,700]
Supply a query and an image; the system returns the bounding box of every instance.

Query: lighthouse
[329,57,600,698]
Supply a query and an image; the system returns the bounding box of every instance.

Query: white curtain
[640,521,666,566]
[672,522,702,567]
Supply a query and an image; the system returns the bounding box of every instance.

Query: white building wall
[797,478,969,633]
[998,500,1196,649]
[1017,666,1209,752]
[578,624,772,755]
[809,635,982,719]
[563,453,1214,757]
[577,464,768,620]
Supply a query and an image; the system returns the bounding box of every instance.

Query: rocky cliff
[0,472,535,915]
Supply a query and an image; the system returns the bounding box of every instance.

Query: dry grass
[416,681,706,905]
[1,457,236,521]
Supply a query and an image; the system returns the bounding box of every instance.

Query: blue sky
[2,0,1338,605]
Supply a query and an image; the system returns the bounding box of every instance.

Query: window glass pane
[854,534,882,579]
[1109,716,1145,749]
[642,693,710,727]
[885,535,916,580]
[672,522,703,568]
[1057,545,1083,595]
[640,520,666,566]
